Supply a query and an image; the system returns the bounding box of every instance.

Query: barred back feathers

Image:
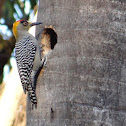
[15,36,37,107]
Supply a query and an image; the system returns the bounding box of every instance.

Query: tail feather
[27,84,37,109]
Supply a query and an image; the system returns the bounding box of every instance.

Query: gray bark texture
[27,0,126,126]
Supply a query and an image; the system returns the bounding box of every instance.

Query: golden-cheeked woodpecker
[13,20,57,109]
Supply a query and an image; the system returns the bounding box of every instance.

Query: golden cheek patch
[12,21,20,38]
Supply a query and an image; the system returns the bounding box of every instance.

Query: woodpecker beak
[29,22,42,27]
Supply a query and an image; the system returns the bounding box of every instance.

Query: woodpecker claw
[41,56,47,67]
[40,44,45,48]
[39,44,44,52]
[40,47,44,52]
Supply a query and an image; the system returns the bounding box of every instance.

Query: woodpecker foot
[40,44,45,48]
[41,56,47,67]
[40,48,43,52]
[39,45,44,52]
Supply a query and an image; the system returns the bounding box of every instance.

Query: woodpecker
[13,20,43,109]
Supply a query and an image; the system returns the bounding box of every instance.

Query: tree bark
[27,0,126,125]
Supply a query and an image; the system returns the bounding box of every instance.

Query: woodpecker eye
[22,21,28,26]
[20,20,28,26]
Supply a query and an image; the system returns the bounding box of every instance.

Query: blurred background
[0,0,38,125]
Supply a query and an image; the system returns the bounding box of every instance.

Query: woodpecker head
[13,20,42,39]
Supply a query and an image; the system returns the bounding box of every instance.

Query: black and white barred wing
[15,36,37,105]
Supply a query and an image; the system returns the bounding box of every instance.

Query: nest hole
[41,28,57,50]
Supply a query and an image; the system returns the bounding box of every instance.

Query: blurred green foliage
[0,0,38,84]
[2,0,38,30]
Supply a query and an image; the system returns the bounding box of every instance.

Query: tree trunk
[27,0,126,125]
